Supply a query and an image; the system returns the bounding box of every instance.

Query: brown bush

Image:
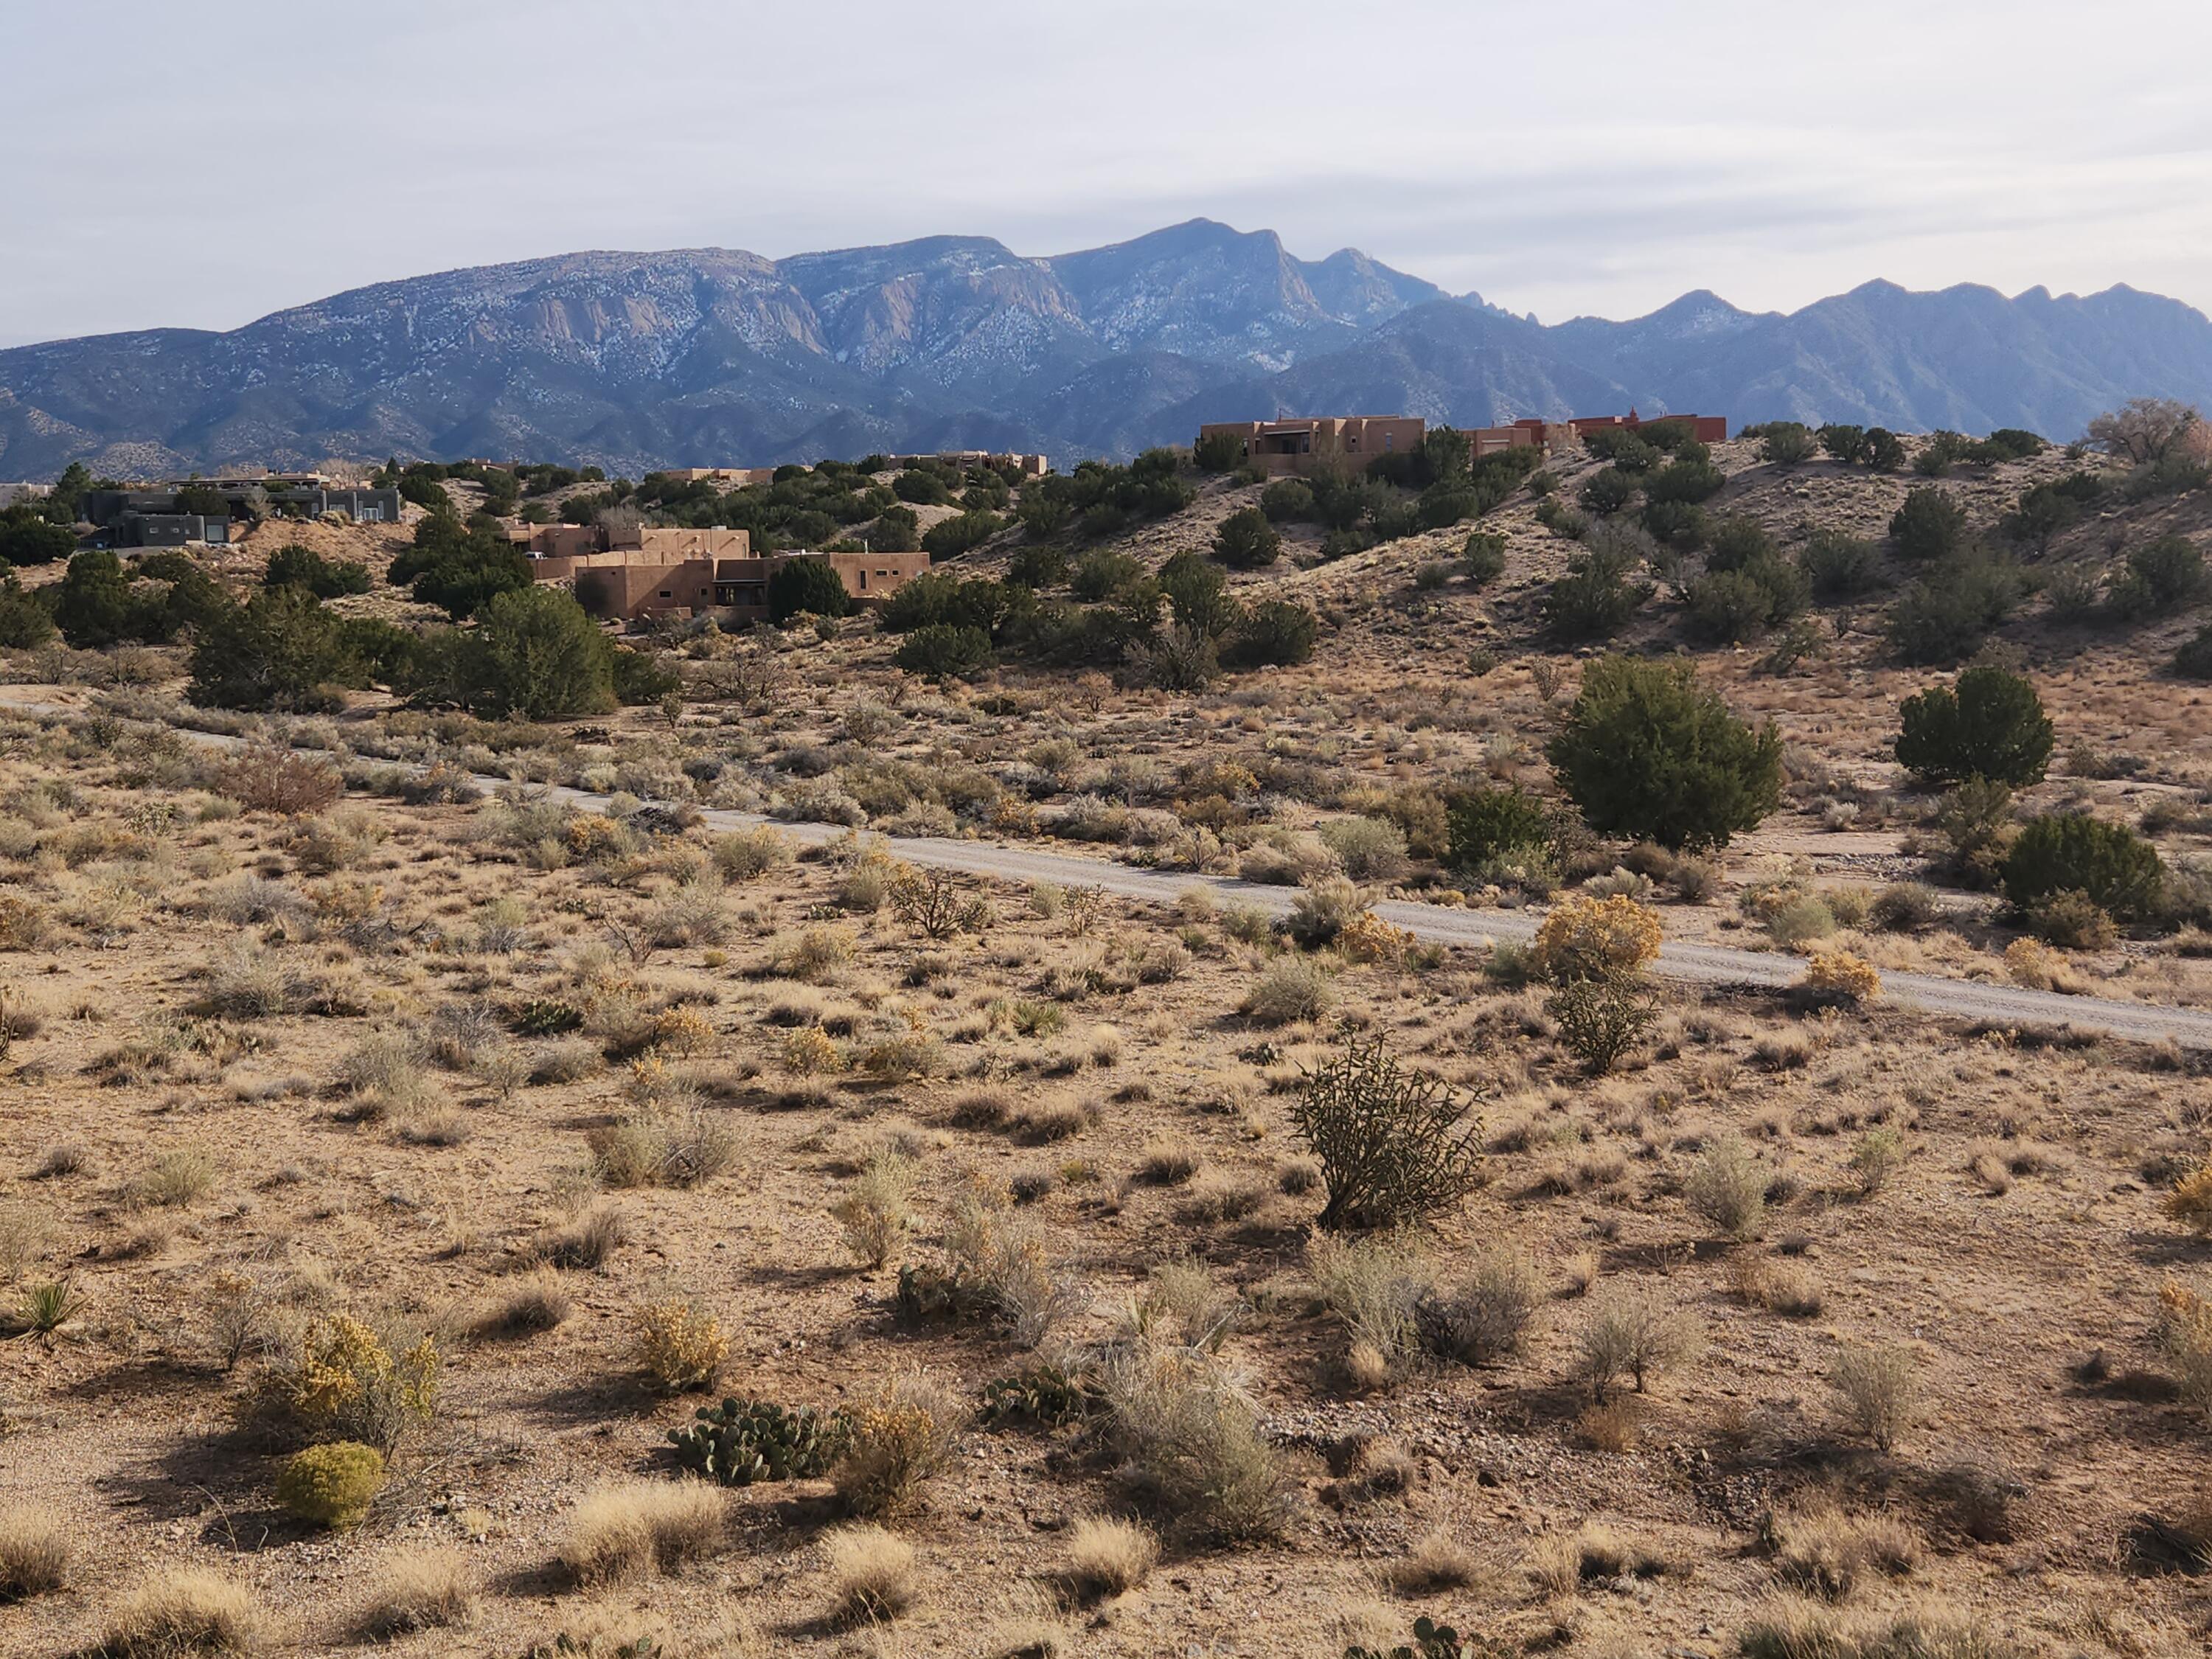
[214,745,344,816]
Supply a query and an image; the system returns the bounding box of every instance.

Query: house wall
[1196,416,1427,476]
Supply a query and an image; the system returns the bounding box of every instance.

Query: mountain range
[4,218,2211,479]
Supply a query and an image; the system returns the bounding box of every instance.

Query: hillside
[7,220,2212,476]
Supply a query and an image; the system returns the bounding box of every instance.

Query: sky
[6,0,2212,347]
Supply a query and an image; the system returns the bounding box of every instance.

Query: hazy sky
[7,0,2211,347]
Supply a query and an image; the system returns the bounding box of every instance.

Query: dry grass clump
[559,1480,726,1585]
[632,1297,729,1392]
[1099,1344,1289,1542]
[355,1548,476,1639]
[1416,1249,1544,1366]
[1135,1137,1201,1185]
[832,1371,964,1517]
[1730,1255,1825,1318]
[127,1146,218,1209]
[527,1202,627,1270]
[1059,1515,1158,1599]
[589,1102,739,1189]
[1242,954,1336,1026]
[941,1179,1080,1344]
[1529,1523,1669,1593]
[824,1523,919,1622]
[1770,1503,1919,1599]
[477,1270,573,1337]
[0,1503,71,1599]
[1130,1255,1245,1352]
[1386,1528,1484,1593]
[92,1567,274,1655]
[1829,1340,1924,1450]
[833,1145,917,1268]
[1736,1597,2003,1659]
[1307,1232,1427,1378]
[1682,1132,1769,1239]
[713,825,796,882]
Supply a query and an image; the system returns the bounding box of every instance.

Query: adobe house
[1466,418,1579,457]
[1569,409,1729,444]
[1195,417,1425,476]
[522,521,928,625]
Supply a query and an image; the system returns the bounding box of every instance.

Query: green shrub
[1884,557,2025,664]
[463,587,616,720]
[389,515,532,619]
[1260,479,1315,522]
[766,557,852,622]
[1760,422,1815,465]
[1292,1037,1483,1229]
[2174,624,2212,680]
[1212,507,1281,569]
[1893,664,2053,787]
[1192,430,1245,472]
[1158,551,1237,637]
[1644,451,1726,504]
[1889,488,1968,561]
[1444,785,1553,869]
[1548,974,1657,1074]
[893,469,952,505]
[1800,529,1884,598]
[2002,813,2164,921]
[1546,655,1783,849]
[921,509,1003,560]
[0,571,55,648]
[894,624,993,681]
[1641,498,1707,552]
[264,543,370,598]
[2025,888,2116,950]
[49,550,177,647]
[1222,599,1318,668]
[2109,535,2208,619]
[1578,467,1636,515]
[1704,516,1777,571]
[188,585,366,713]
[1684,558,1808,643]
[1541,543,1649,639]
[1458,532,1506,585]
[0,507,77,568]
[866,506,920,552]
[276,1441,386,1529]
[1818,424,1868,464]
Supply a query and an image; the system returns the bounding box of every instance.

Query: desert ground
[2,427,2212,1658]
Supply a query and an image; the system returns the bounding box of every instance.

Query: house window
[858,570,869,590]
[1384,433,1394,451]
[658,590,672,599]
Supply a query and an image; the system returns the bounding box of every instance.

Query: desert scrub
[832,1145,916,1268]
[267,1312,439,1450]
[1682,1133,1770,1240]
[1576,1282,1700,1396]
[633,1297,729,1392]
[0,1503,71,1599]
[1099,1344,1289,1543]
[1801,950,1881,1004]
[275,1440,386,1529]
[559,1479,726,1585]
[1829,1340,1924,1450]
[1241,954,1336,1026]
[1292,1036,1483,1228]
[1532,894,1661,984]
[931,1178,1077,1344]
[1414,1250,1544,1367]
[832,1372,963,1517]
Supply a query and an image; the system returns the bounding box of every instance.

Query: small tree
[464,586,616,720]
[767,557,852,623]
[1546,655,1782,849]
[1192,430,1245,472]
[1212,507,1281,570]
[894,624,992,680]
[1541,543,1649,639]
[264,543,370,598]
[188,585,365,712]
[1292,1037,1484,1230]
[866,507,920,553]
[1889,487,1968,562]
[1893,664,2054,787]
[1158,551,1238,637]
[2087,397,2199,465]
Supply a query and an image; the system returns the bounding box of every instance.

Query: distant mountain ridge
[4,218,2210,477]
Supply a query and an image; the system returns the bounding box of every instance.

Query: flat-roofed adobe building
[518,521,929,625]
[1196,416,1426,476]
[1569,409,1729,444]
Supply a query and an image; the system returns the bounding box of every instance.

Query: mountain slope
[4,223,2211,477]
